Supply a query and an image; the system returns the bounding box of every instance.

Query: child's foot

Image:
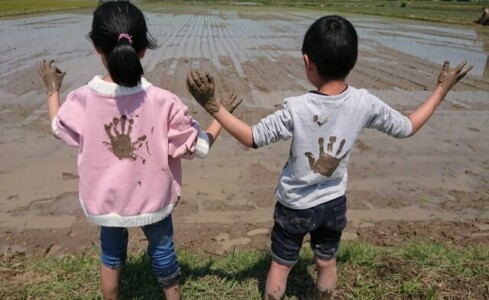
[314,288,334,300]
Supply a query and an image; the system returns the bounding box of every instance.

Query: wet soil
[1,6,488,264]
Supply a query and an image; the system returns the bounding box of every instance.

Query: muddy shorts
[100,215,181,288]
[271,195,347,265]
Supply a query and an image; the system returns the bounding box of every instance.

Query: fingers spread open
[454,60,467,73]
[48,59,55,70]
[185,77,192,90]
[442,61,450,73]
[191,70,205,88]
[234,97,243,108]
[205,72,215,86]
[186,71,196,88]
[457,64,473,80]
[189,70,199,86]
[39,59,47,74]
[37,62,44,78]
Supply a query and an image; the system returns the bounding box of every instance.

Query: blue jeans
[100,215,181,287]
[271,195,347,265]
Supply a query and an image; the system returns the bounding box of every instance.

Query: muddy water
[0,8,487,100]
[355,17,489,77]
[0,7,488,234]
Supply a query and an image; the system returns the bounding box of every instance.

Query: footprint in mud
[212,233,251,254]
[355,139,372,152]
[61,172,79,180]
[247,228,269,236]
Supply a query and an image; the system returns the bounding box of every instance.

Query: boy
[186,15,472,299]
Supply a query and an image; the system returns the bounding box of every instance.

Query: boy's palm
[437,61,472,96]
[186,70,220,114]
[186,70,243,114]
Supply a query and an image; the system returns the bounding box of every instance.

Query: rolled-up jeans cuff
[271,252,297,266]
[313,249,338,261]
[102,260,125,269]
[157,267,181,288]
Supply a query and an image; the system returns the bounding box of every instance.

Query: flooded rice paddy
[0,6,488,256]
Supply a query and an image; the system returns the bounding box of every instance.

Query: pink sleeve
[53,91,84,147]
[167,103,200,159]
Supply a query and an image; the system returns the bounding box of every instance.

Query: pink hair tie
[118,33,133,44]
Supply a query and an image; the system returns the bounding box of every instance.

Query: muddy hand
[38,59,66,95]
[186,70,220,115]
[437,60,472,97]
[220,93,242,114]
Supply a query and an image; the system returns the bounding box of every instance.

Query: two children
[38,2,471,299]
[38,2,240,299]
[187,15,471,300]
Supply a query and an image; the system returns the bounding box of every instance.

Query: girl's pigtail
[108,35,143,87]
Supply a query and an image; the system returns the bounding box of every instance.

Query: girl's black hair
[302,15,358,81]
[88,1,157,87]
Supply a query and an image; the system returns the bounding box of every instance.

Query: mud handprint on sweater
[304,136,349,177]
[313,115,328,126]
[103,115,147,161]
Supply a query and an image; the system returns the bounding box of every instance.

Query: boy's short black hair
[302,15,358,81]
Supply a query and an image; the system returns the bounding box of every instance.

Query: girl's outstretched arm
[38,59,66,122]
[205,119,221,147]
[187,70,253,147]
[205,94,243,147]
[408,60,472,135]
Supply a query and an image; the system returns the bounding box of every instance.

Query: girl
[38,2,240,299]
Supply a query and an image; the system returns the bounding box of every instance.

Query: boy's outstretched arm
[408,60,472,135]
[204,94,242,147]
[187,70,253,148]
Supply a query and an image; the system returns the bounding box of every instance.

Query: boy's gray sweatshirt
[251,86,412,209]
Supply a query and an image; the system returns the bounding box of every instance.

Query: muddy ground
[0,6,488,262]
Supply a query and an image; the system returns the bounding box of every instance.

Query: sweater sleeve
[167,102,201,159]
[365,95,412,138]
[52,91,83,147]
[251,103,294,148]
[193,129,210,159]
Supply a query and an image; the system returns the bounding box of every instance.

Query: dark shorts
[271,195,347,265]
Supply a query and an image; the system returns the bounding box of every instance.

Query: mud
[0,6,488,262]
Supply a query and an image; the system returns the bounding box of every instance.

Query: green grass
[1,0,487,25]
[0,0,97,17]
[1,239,488,299]
[286,1,485,25]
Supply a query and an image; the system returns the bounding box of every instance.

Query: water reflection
[0,9,488,85]
[475,26,489,77]
[354,17,488,77]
